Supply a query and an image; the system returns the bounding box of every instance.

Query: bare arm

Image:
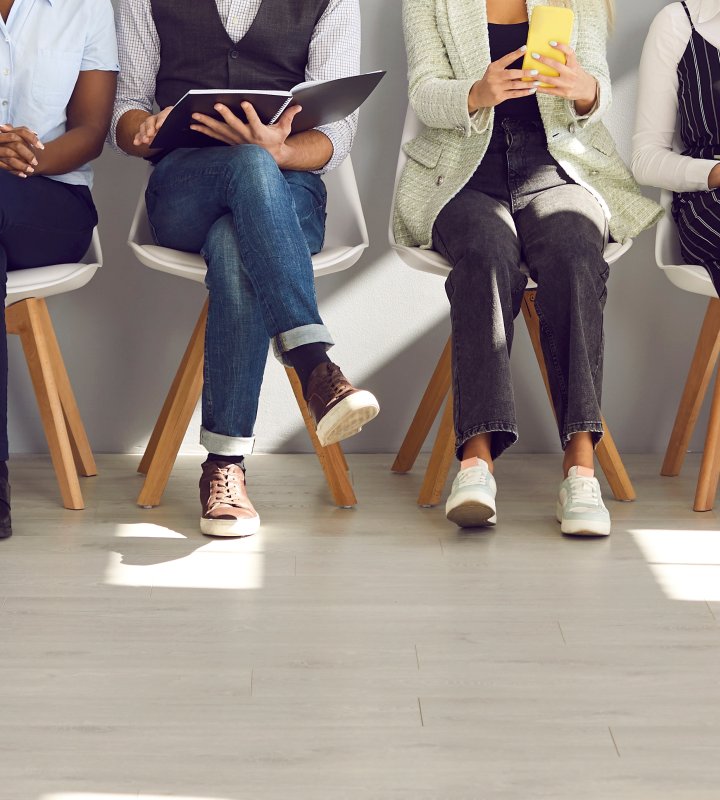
[0,70,116,178]
[34,70,117,175]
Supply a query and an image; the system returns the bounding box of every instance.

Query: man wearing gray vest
[112,0,377,537]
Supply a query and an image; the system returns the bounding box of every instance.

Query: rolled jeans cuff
[272,323,335,366]
[200,427,256,457]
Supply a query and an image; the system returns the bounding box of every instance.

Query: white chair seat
[129,158,369,282]
[390,239,632,289]
[656,189,718,299]
[6,229,102,306]
[131,243,367,285]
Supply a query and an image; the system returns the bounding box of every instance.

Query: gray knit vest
[150,0,331,108]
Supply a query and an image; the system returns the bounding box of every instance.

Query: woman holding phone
[394,0,660,535]
[0,0,118,539]
[633,1,720,294]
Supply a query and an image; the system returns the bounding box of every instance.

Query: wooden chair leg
[137,301,208,508]
[138,299,209,477]
[285,367,357,507]
[417,391,456,507]
[392,337,452,474]
[6,299,84,510]
[693,367,720,511]
[596,421,636,502]
[521,289,635,502]
[662,298,720,477]
[33,298,97,478]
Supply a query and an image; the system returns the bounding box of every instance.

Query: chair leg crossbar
[137,300,357,509]
[662,297,720,511]
[6,297,97,510]
[392,290,636,507]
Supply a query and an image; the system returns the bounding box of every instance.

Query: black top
[676,0,720,160]
[488,22,541,123]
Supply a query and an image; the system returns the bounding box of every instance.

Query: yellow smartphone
[522,6,575,88]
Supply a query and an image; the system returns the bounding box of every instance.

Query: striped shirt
[110,0,361,172]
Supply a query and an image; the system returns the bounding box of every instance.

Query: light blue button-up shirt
[0,0,118,188]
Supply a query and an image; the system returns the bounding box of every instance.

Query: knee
[225,144,282,198]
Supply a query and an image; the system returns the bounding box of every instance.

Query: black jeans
[432,119,609,460]
[0,172,97,461]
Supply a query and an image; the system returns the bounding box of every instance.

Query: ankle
[205,454,246,467]
[287,343,331,396]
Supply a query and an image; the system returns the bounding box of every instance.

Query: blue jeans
[146,144,331,456]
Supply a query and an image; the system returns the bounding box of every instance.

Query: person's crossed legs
[146,145,379,535]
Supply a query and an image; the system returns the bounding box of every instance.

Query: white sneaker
[556,466,611,537]
[445,457,497,528]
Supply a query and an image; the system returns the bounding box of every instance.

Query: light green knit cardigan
[393,0,663,248]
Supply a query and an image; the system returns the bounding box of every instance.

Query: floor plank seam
[557,621,567,645]
[707,601,717,621]
[608,726,621,758]
[414,644,421,671]
[417,697,425,728]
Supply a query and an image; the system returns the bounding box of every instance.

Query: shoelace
[457,468,488,488]
[209,466,248,509]
[567,477,600,509]
[324,365,350,397]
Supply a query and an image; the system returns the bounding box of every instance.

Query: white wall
[8,0,709,457]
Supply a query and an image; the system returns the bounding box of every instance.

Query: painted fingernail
[549,40,558,47]
[35,141,44,150]
[528,88,537,94]
[530,69,539,76]
[520,45,527,52]
[534,81,542,87]
[31,158,38,166]
[532,53,541,60]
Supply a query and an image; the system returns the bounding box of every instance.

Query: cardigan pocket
[588,126,616,157]
[403,136,444,169]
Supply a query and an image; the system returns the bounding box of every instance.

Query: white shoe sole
[556,504,610,537]
[316,391,380,447]
[446,500,497,528]
[200,514,260,538]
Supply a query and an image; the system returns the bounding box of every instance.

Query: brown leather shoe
[199,459,260,537]
[305,362,380,447]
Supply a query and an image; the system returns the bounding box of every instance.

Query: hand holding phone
[522,6,574,88]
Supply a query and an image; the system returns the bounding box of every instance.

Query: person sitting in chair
[112,0,379,537]
[633,0,720,295]
[0,0,118,540]
[394,0,661,535]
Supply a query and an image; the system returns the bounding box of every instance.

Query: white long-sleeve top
[632,0,720,193]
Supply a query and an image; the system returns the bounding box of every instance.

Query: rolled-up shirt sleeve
[109,0,160,151]
[307,0,361,173]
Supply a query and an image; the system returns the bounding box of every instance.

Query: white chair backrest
[129,155,368,254]
[655,189,717,298]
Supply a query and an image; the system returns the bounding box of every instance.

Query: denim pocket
[32,49,82,109]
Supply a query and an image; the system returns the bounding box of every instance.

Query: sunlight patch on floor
[104,523,265,590]
[630,528,720,602]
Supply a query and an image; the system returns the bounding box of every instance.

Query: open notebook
[152,70,386,151]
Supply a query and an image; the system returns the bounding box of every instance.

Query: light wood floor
[1,453,720,800]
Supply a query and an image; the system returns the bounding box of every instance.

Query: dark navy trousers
[0,172,97,460]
